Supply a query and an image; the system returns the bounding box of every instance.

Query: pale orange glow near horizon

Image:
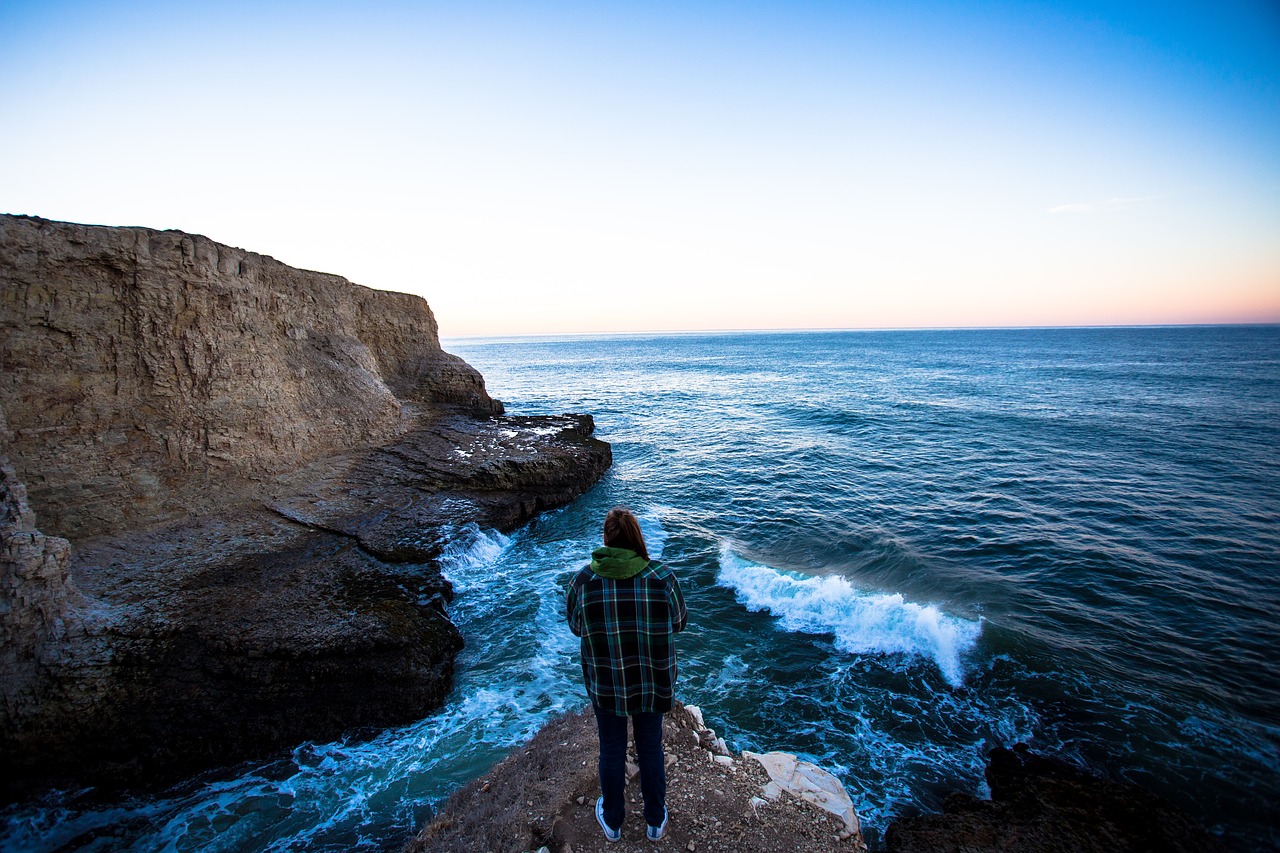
[427,251,1280,338]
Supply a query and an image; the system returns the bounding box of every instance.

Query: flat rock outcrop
[0,215,611,799]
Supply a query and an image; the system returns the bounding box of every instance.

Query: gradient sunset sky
[3,1,1277,336]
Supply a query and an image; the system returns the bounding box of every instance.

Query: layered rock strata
[0,214,502,543]
[0,215,611,799]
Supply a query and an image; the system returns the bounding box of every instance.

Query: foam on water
[437,524,512,588]
[717,545,983,687]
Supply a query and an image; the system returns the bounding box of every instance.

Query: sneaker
[646,806,669,842]
[595,796,622,843]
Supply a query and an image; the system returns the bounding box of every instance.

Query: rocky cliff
[0,214,499,542]
[0,215,611,799]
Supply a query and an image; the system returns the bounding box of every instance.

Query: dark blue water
[4,326,1278,851]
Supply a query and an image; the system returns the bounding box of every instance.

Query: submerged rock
[883,743,1226,853]
[0,215,611,799]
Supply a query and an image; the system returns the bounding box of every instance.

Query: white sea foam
[525,424,570,436]
[717,546,982,687]
[437,525,512,592]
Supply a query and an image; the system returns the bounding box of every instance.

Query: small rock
[713,755,734,767]
[576,795,585,806]
[687,843,696,852]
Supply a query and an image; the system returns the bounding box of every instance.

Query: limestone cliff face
[0,214,499,541]
[0,215,611,800]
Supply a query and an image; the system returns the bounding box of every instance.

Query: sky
[2,0,1278,336]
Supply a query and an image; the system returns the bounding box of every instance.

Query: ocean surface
[4,326,1279,851]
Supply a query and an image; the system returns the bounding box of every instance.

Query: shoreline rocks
[882,743,1227,853]
[408,706,1228,853]
[0,215,612,800]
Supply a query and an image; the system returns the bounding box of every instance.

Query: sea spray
[717,546,982,687]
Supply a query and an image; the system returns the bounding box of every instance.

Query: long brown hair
[603,507,649,560]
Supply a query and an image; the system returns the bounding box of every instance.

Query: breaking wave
[717,546,982,687]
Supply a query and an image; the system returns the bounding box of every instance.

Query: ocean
[4,326,1278,851]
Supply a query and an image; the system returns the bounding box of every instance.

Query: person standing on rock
[567,507,688,843]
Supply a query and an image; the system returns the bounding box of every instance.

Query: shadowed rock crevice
[0,215,611,800]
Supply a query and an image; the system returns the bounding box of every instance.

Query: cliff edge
[0,215,611,799]
[1,214,499,542]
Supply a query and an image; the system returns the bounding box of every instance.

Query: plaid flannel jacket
[566,560,688,716]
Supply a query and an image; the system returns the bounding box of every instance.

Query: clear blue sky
[2,1,1277,335]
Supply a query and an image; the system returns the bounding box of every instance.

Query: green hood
[589,546,650,579]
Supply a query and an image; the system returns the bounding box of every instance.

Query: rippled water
[4,327,1278,851]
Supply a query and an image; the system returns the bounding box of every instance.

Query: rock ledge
[408,701,868,853]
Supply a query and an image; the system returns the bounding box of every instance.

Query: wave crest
[717,546,982,687]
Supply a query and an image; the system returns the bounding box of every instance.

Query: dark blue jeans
[593,705,666,830]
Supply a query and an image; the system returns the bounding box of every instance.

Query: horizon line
[441,320,1280,342]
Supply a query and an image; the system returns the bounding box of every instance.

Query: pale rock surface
[745,750,862,838]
